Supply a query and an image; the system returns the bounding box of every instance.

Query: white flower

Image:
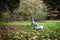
[32,36,38,39]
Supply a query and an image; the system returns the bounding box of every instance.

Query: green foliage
[0,0,20,21]
[0,22,60,40]
[0,0,47,21]
[34,12,47,21]
[0,0,20,12]
[18,0,47,21]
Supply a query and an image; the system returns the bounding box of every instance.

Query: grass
[0,21,60,25]
[0,21,31,25]
[0,21,60,40]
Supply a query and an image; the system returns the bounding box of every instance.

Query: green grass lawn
[0,21,60,40]
[0,21,60,25]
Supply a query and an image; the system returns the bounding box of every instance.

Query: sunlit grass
[0,21,60,26]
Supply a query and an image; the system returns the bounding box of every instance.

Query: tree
[43,0,60,19]
[0,0,20,12]
[0,0,20,21]
[18,0,47,21]
[0,0,47,21]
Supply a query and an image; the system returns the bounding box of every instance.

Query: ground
[0,21,60,40]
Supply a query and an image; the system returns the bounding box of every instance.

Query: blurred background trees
[43,0,60,19]
[0,0,60,22]
[18,0,47,21]
[0,0,20,21]
[0,0,47,21]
